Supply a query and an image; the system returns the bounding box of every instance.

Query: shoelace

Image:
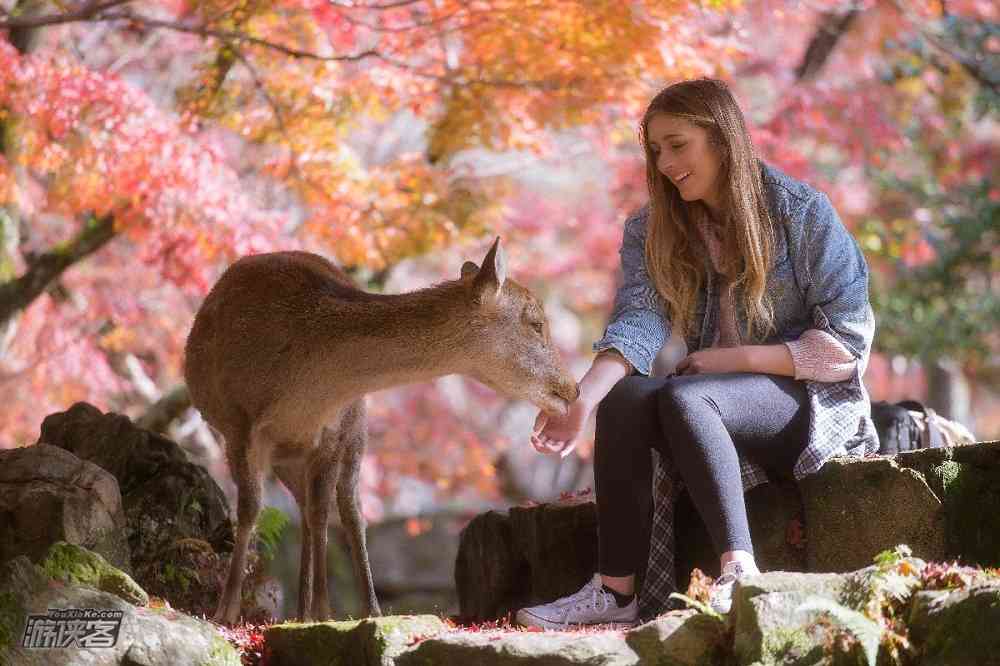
[561,587,611,626]
[713,562,746,586]
[553,579,600,608]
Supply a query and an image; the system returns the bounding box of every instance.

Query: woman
[516,78,879,629]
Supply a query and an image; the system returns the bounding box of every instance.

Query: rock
[396,630,640,666]
[264,615,449,666]
[455,510,526,621]
[908,583,1000,665]
[0,545,238,666]
[508,500,600,611]
[800,457,947,572]
[730,571,855,665]
[624,609,729,665]
[38,401,235,617]
[0,444,131,572]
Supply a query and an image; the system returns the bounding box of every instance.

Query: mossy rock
[894,442,1000,568]
[624,609,730,666]
[937,460,1000,567]
[731,571,852,665]
[908,583,1000,664]
[41,541,148,606]
[395,630,640,665]
[264,614,448,666]
[0,550,236,665]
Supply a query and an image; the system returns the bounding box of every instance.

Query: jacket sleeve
[783,328,858,382]
[592,207,671,376]
[794,192,876,380]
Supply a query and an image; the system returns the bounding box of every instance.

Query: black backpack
[871,399,972,454]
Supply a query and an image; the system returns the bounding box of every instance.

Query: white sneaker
[515,574,639,630]
[708,561,750,614]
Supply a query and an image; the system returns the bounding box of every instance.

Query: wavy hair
[639,78,777,343]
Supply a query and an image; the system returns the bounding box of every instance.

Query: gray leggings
[594,371,809,577]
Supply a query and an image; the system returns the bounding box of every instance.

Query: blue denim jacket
[594,160,880,483]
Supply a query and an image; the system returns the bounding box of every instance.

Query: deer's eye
[531,320,544,335]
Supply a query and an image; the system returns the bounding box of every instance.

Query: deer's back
[183,251,364,430]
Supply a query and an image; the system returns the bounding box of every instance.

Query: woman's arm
[741,343,796,377]
[579,350,632,410]
[592,208,671,376]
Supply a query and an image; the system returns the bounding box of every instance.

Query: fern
[668,592,724,621]
[255,507,290,562]
[873,544,912,568]
[797,596,882,666]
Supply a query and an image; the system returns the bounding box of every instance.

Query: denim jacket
[593,160,880,483]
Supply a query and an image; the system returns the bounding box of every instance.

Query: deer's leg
[214,423,266,625]
[275,464,312,621]
[306,455,336,621]
[335,402,381,617]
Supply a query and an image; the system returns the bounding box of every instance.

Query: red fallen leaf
[523,625,545,632]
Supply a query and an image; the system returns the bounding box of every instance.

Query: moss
[41,542,148,606]
[935,461,963,496]
[199,634,241,666]
[759,625,824,664]
[0,590,21,654]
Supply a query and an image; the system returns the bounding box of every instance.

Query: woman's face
[646,113,725,215]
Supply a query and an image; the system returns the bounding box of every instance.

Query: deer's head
[459,238,579,417]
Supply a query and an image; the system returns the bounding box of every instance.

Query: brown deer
[183,238,579,624]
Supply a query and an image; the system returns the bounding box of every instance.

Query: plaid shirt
[593,161,880,619]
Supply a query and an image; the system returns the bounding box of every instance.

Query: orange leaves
[301,156,507,270]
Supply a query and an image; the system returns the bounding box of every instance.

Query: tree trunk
[924,356,973,430]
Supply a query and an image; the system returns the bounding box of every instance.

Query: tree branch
[329,0,425,9]
[0,0,132,30]
[0,213,116,327]
[795,8,860,82]
[135,383,191,433]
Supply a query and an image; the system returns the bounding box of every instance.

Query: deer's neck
[310,279,474,393]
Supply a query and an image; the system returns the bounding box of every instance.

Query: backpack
[871,399,976,455]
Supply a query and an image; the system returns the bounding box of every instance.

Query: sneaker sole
[515,609,638,631]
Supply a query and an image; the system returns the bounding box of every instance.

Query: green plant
[255,507,290,562]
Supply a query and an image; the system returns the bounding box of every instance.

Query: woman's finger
[560,441,578,459]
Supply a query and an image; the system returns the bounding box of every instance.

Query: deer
[183,238,580,624]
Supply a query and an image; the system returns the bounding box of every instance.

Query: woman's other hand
[675,347,749,375]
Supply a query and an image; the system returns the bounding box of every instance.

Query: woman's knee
[657,376,722,423]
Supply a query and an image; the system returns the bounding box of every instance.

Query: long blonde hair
[639,78,777,343]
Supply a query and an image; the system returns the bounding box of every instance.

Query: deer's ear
[460,261,479,278]
[473,236,506,303]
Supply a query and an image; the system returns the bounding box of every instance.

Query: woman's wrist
[579,352,632,410]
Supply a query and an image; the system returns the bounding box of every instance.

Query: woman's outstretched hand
[530,399,593,459]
